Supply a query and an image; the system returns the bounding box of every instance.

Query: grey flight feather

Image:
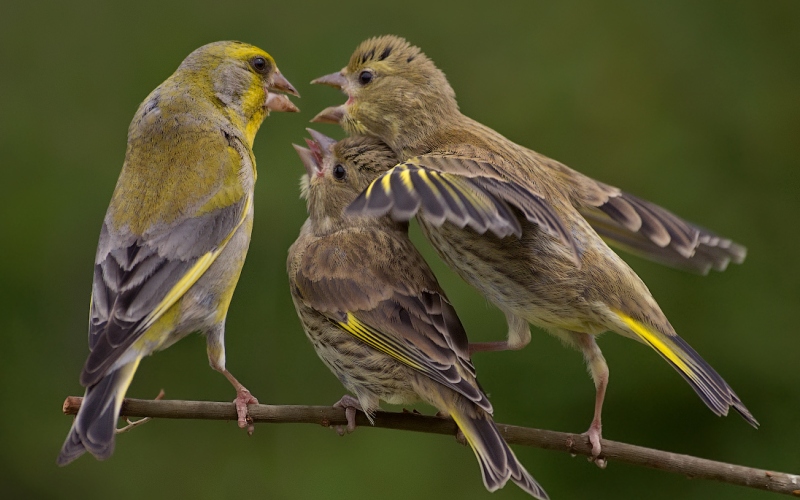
[294,230,492,413]
[82,196,247,387]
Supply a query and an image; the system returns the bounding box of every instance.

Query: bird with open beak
[58,41,299,466]
[287,129,548,499]
[310,35,756,461]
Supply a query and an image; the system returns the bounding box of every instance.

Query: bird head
[180,41,300,145]
[311,35,458,153]
[294,129,398,229]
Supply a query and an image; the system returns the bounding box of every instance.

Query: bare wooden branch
[62,396,800,496]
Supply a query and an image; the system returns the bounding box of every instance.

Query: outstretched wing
[569,175,746,274]
[347,155,580,263]
[347,162,521,238]
[293,229,492,414]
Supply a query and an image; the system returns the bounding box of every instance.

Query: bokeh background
[1,1,798,498]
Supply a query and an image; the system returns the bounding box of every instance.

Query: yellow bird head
[178,41,299,144]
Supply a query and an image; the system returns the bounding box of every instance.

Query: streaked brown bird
[311,35,756,458]
[287,130,548,498]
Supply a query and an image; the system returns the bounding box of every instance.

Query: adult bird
[57,41,299,466]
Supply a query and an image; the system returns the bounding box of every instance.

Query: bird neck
[393,109,470,158]
[219,94,267,148]
[309,209,407,238]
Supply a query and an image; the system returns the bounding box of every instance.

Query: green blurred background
[1,1,798,498]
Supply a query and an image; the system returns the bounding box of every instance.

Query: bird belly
[299,309,420,409]
[419,218,605,335]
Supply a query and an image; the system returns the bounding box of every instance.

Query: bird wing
[346,155,580,263]
[550,163,746,274]
[293,231,492,413]
[347,161,521,238]
[82,133,253,387]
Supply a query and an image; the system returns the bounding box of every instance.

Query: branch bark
[62,396,800,496]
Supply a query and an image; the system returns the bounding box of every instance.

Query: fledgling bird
[57,41,299,466]
[287,130,548,499]
[311,35,756,458]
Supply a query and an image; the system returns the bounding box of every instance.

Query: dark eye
[358,70,373,85]
[250,56,269,74]
[332,164,347,181]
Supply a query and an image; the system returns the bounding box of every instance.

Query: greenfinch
[311,35,756,458]
[287,130,547,499]
[57,41,298,466]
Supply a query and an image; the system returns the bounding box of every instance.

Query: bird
[310,35,757,458]
[57,40,299,466]
[287,129,548,499]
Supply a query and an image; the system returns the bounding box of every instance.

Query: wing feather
[294,230,491,413]
[580,188,746,274]
[82,193,251,387]
[347,161,527,238]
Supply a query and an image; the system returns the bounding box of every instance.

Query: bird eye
[250,56,270,74]
[358,70,374,85]
[332,164,347,181]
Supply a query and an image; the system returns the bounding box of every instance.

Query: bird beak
[311,105,346,124]
[311,71,347,91]
[265,70,300,112]
[270,71,300,97]
[294,129,338,178]
[266,93,299,113]
[293,144,320,179]
[307,128,337,155]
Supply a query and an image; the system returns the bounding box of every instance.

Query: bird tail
[57,359,141,466]
[615,311,758,427]
[448,401,549,499]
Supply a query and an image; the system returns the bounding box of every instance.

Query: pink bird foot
[233,388,259,435]
[333,394,362,435]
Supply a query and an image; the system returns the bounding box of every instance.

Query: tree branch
[62,396,799,496]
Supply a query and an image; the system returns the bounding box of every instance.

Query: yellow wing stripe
[415,169,441,198]
[399,168,414,189]
[404,158,492,211]
[139,195,252,332]
[614,310,692,376]
[429,171,470,212]
[445,173,494,210]
[361,163,498,226]
[449,411,476,448]
[381,170,393,192]
[364,176,376,198]
[113,357,141,415]
[336,313,425,371]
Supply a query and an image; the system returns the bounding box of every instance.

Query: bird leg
[218,369,259,435]
[573,332,609,467]
[333,394,363,435]
[469,312,531,355]
[206,328,258,435]
[469,340,514,354]
[582,382,608,469]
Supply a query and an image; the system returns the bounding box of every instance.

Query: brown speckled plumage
[287,133,547,498]
[312,35,756,457]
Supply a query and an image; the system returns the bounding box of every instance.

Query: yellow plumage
[57,41,298,466]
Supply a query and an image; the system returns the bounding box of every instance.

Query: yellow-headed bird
[311,35,756,458]
[57,41,299,466]
[288,130,547,498]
